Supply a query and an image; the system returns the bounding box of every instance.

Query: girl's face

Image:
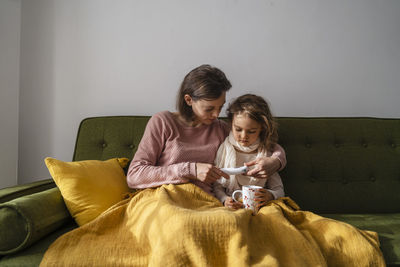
[185,92,226,126]
[232,113,262,147]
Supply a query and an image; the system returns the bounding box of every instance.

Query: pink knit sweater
[127,111,286,195]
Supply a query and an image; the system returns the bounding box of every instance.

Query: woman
[127,64,287,195]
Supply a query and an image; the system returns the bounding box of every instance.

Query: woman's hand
[245,157,281,179]
[195,163,229,185]
[254,188,274,209]
[224,197,243,210]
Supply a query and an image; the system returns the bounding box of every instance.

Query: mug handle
[232,190,242,202]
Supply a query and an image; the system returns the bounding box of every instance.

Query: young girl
[213,94,284,210]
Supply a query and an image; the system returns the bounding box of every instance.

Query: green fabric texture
[73,116,151,162]
[0,179,55,204]
[0,188,71,255]
[278,117,400,213]
[323,213,400,265]
[0,222,77,267]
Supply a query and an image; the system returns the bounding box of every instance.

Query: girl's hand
[245,157,281,179]
[195,163,229,185]
[254,188,274,209]
[224,197,243,210]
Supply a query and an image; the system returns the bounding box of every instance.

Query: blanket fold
[40,183,385,267]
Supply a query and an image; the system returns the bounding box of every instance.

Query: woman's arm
[245,144,287,178]
[127,113,228,189]
[127,114,195,189]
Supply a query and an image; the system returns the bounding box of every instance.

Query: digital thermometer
[220,166,248,175]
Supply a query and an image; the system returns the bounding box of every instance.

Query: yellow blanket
[41,184,385,267]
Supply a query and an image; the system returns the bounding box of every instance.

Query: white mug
[232,185,263,215]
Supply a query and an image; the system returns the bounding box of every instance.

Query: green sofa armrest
[0,179,56,204]
[0,187,72,255]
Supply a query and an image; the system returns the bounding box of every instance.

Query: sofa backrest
[73,116,150,162]
[278,117,400,214]
[73,116,400,214]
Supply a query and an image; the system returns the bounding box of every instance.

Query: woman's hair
[227,94,278,152]
[176,64,232,121]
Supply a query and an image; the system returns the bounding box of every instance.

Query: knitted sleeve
[271,144,287,171]
[265,172,285,199]
[126,113,196,189]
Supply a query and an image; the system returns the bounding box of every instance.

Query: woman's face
[232,113,262,147]
[185,92,226,126]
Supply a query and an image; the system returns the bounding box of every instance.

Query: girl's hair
[227,94,278,152]
[176,64,232,122]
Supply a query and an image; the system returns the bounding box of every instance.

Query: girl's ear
[184,94,193,106]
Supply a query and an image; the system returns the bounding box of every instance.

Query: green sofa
[1,116,399,266]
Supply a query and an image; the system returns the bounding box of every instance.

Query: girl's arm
[265,172,285,199]
[255,173,284,208]
[270,144,287,171]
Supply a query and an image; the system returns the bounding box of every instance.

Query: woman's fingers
[247,170,268,179]
[245,158,260,173]
[207,170,220,183]
[246,166,261,176]
[244,159,257,167]
[215,167,229,179]
[196,163,230,184]
[206,167,227,183]
[245,156,280,177]
[246,160,264,177]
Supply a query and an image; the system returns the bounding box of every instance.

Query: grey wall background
[0,0,20,188]
[1,0,399,185]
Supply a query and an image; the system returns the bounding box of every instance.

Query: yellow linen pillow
[44,157,130,226]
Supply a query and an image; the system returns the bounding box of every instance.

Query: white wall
[0,0,20,188]
[18,0,400,184]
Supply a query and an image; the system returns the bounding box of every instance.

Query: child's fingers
[227,203,242,210]
[255,191,268,200]
[256,201,266,208]
[233,202,243,209]
[255,189,267,195]
[225,198,240,209]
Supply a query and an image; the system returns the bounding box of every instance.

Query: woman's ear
[184,94,193,106]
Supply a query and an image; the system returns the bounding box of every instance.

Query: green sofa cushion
[0,222,77,266]
[0,179,55,204]
[278,117,400,213]
[0,188,71,255]
[73,116,151,162]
